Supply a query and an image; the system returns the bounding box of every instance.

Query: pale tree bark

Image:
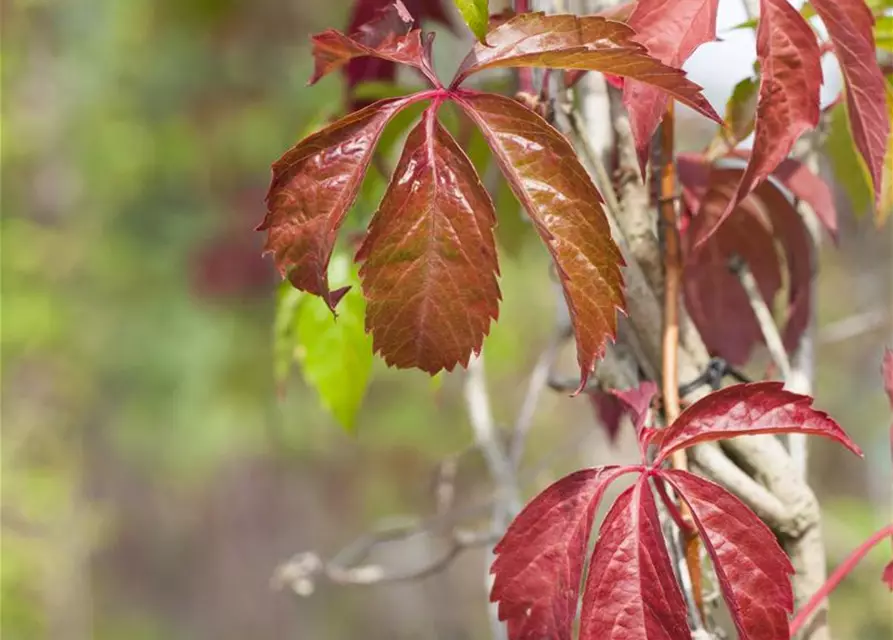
[552,0,833,637]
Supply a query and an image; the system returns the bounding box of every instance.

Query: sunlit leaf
[356,105,500,374]
[456,91,625,388]
[452,13,721,125]
[259,96,415,310]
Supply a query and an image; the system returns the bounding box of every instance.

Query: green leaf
[825,101,872,216]
[876,15,893,52]
[273,283,304,386]
[454,0,490,42]
[295,255,373,431]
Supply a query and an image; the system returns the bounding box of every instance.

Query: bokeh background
[2,0,891,638]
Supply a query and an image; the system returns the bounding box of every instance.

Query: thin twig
[789,523,893,637]
[729,254,793,380]
[818,308,889,344]
[658,102,704,619]
[271,521,498,594]
[465,354,520,525]
[464,353,517,640]
[509,334,563,468]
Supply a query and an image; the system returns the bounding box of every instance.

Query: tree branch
[271,520,498,594]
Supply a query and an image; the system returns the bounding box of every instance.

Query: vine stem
[514,0,535,95]
[789,523,893,637]
[659,101,704,616]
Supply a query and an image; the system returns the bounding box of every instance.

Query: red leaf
[693,0,821,247]
[456,91,625,389]
[451,13,720,125]
[883,560,893,591]
[579,476,689,639]
[754,182,812,353]
[683,170,783,365]
[653,382,863,465]
[770,157,838,239]
[344,0,453,108]
[588,381,658,443]
[612,381,658,434]
[588,391,626,441]
[680,156,824,363]
[258,97,413,309]
[356,105,500,374]
[663,469,794,640]
[811,0,891,209]
[490,466,635,640]
[310,0,439,88]
[623,0,719,171]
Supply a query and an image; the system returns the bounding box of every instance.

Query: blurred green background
[1,1,891,638]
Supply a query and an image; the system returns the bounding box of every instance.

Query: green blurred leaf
[707,75,758,159]
[825,79,893,224]
[294,255,373,431]
[273,283,303,386]
[454,0,489,42]
[826,101,873,216]
[876,15,893,52]
[352,80,426,101]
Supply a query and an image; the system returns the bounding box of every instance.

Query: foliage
[490,383,861,639]
[259,2,722,385]
[261,0,893,637]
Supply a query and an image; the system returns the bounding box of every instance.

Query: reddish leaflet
[490,382,862,640]
[677,152,835,365]
[342,0,454,108]
[259,2,721,382]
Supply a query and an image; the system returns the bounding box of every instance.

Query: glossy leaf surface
[623,0,719,169]
[812,0,891,210]
[694,0,821,246]
[452,13,721,125]
[654,382,863,464]
[356,106,500,373]
[664,469,795,640]
[456,91,625,388]
[490,466,633,640]
[259,97,412,310]
[579,477,689,639]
